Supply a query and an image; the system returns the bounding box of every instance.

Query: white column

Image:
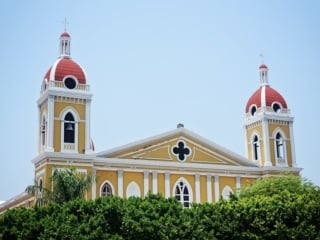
[262,119,272,166]
[85,99,92,153]
[289,122,297,167]
[144,171,149,196]
[91,168,96,199]
[165,172,170,198]
[206,175,212,203]
[195,174,200,203]
[47,95,54,152]
[214,175,220,202]
[152,171,158,194]
[236,176,241,194]
[244,126,248,158]
[118,170,123,197]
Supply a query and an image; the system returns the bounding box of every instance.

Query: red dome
[245,86,287,113]
[43,57,87,84]
[259,64,268,69]
[60,32,70,38]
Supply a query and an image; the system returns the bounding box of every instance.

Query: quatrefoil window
[172,140,191,162]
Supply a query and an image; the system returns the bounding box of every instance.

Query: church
[0,31,301,212]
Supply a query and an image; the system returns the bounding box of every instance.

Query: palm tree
[50,167,94,204]
[26,167,95,206]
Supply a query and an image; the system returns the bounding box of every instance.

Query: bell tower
[38,31,93,154]
[244,63,296,167]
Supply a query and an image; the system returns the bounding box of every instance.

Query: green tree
[26,167,95,205]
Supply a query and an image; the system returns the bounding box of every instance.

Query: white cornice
[37,88,92,106]
[31,152,302,176]
[244,112,294,126]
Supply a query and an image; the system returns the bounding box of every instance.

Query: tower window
[250,105,257,116]
[64,77,77,89]
[252,135,260,160]
[101,182,113,197]
[275,132,284,159]
[175,180,190,208]
[272,103,281,113]
[64,112,75,143]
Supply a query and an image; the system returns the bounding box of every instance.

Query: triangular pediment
[98,128,257,167]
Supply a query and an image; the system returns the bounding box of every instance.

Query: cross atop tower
[63,18,69,32]
[259,53,264,64]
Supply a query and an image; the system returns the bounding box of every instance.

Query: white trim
[49,59,62,81]
[171,139,192,162]
[118,170,123,197]
[62,75,79,89]
[47,96,54,152]
[165,172,170,198]
[144,171,149,196]
[261,86,266,108]
[85,99,92,153]
[250,131,262,164]
[152,171,158,194]
[206,175,212,203]
[262,119,272,166]
[289,122,297,167]
[97,127,256,167]
[272,128,288,167]
[214,175,219,202]
[60,108,79,153]
[195,174,200,203]
[92,168,96,199]
[236,176,241,194]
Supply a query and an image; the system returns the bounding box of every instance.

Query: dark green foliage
[1,176,320,239]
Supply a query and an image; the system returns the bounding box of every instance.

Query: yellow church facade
[0,32,301,212]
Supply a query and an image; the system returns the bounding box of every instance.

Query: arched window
[174,180,191,208]
[100,182,113,197]
[275,132,285,159]
[64,112,75,143]
[126,181,141,198]
[222,186,233,200]
[252,135,260,160]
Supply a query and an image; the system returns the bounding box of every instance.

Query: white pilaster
[47,95,54,152]
[91,168,96,200]
[206,175,212,203]
[195,174,200,203]
[152,171,158,194]
[85,99,92,153]
[236,176,241,194]
[289,122,297,167]
[262,119,272,166]
[165,172,170,198]
[144,171,149,196]
[118,170,123,197]
[244,126,248,158]
[214,175,220,202]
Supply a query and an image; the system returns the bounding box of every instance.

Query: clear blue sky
[0,1,319,201]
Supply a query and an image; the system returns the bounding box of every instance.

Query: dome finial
[258,54,269,86]
[59,20,71,57]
